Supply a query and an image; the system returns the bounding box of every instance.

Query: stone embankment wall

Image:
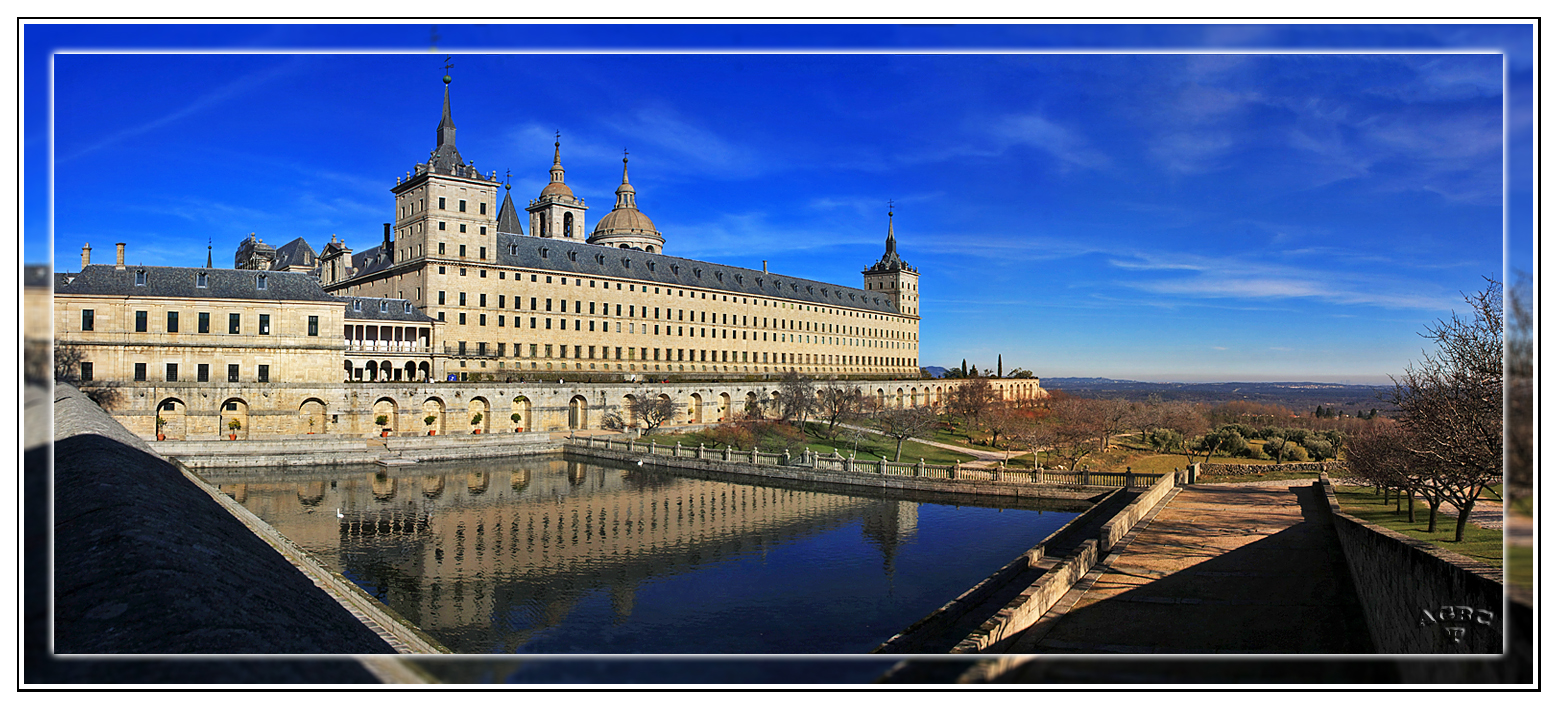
[1200,461,1345,477]
[952,471,1179,654]
[873,487,1137,654]
[50,382,400,655]
[154,431,560,468]
[565,436,1160,500]
[1317,475,1505,655]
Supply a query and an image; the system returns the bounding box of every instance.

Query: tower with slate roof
[862,204,920,317]
[526,135,589,243]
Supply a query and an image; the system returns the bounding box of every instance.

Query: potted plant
[227,418,242,440]
[471,412,483,434]
[375,414,390,437]
[307,415,317,435]
[156,416,166,441]
[425,414,437,435]
[511,412,522,432]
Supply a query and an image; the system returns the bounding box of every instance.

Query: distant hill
[1031,378,1390,413]
[922,366,948,378]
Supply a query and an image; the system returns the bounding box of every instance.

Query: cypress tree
[998,354,1003,379]
[961,359,968,378]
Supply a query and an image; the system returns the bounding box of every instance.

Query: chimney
[762,260,768,274]
[81,243,91,270]
[383,222,393,250]
[115,243,126,270]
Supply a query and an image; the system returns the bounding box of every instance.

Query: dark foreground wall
[49,382,395,657]
[1319,476,1532,682]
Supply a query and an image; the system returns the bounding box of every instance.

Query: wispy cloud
[989,111,1110,170]
[59,58,303,164]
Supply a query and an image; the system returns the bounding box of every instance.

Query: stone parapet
[1201,461,1345,477]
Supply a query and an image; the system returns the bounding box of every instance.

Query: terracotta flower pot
[515,427,522,433]
[229,433,237,440]
[381,430,389,437]
[157,433,166,441]
[429,430,436,436]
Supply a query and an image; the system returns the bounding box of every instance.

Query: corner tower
[589,151,665,253]
[388,70,501,272]
[862,204,919,316]
[527,135,589,242]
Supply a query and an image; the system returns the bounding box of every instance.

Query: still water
[215,456,1082,654]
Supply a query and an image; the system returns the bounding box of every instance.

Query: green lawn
[1333,486,1504,570]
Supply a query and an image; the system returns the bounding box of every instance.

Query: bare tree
[1508,272,1532,499]
[627,392,679,435]
[1389,280,1504,542]
[1044,397,1101,470]
[946,377,997,442]
[1093,398,1132,453]
[1128,394,1165,444]
[775,371,819,431]
[875,406,938,462]
[816,386,865,437]
[51,342,124,409]
[1009,415,1053,468]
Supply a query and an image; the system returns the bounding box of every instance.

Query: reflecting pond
[214,456,1085,654]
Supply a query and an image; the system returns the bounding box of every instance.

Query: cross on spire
[504,168,511,191]
[444,55,453,74]
[888,199,895,217]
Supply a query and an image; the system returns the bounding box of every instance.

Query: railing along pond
[568,435,1165,489]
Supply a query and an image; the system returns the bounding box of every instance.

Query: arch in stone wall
[511,395,532,432]
[219,398,249,439]
[745,391,760,419]
[156,397,187,440]
[769,390,782,418]
[569,395,589,430]
[380,360,395,381]
[364,361,380,382]
[689,392,704,424]
[372,397,398,434]
[896,388,905,409]
[422,397,445,435]
[299,398,328,435]
[718,392,731,422]
[468,397,490,432]
[661,393,677,425]
[876,388,886,408]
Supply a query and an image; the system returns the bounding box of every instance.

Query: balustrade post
[724,445,731,462]
[782,448,790,466]
[951,462,959,479]
[916,459,924,477]
[877,457,886,475]
[750,448,758,464]
[675,441,682,458]
[698,442,705,460]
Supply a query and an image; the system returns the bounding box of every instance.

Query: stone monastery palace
[48,72,1041,439]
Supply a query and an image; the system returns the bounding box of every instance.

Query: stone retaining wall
[872,487,1134,654]
[1317,474,1504,654]
[952,472,1179,654]
[564,440,1126,501]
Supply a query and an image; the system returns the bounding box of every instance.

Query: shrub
[1148,428,1184,453]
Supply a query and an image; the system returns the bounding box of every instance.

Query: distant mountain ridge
[926,371,1388,412]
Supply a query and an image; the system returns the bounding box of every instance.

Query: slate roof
[349,244,395,281]
[54,265,341,303]
[341,296,436,323]
[496,191,524,236]
[271,237,320,274]
[492,233,902,315]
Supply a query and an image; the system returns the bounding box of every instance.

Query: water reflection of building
[223,460,911,652]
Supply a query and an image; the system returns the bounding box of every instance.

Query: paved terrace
[1005,479,1373,655]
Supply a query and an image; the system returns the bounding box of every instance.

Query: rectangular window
[459,199,466,212]
[308,315,319,336]
[458,341,467,355]
[479,314,487,326]
[228,364,239,382]
[530,317,536,328]
[459,292,467,306]
[480,226,487,235]
[440,221,447,231]
[80,362,93,381]
[166,311,179,333]
[479,293,486,307]
[198,312,210,333]
[259,314,271,335]
[439,291,446,305]
[459,244,466,257]
[197,272,208,288]
[459,313,467,325]
[545,344,553,358]
[135,271,146,286]
[439,197,446,209]
[498,315,505,327]
[439,243,446,255]
[498,295,505,308]
[257,364,269,383]
[257,274,268,290]
[229,313,240,334]
[480,202,487,215]
[530,344,538,357]
[135,311,148,332]
[545,318,552,329]
[479,246,486,260]
[439,311,446,321]
[134,363,146,381]
[166,363,178,382]
[459,223,466,233]
[197,364,209,382]
[81,309,94,331]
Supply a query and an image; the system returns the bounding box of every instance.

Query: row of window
[130,271,269,290]
[426,294,910,338]
[443,342,910,368]
[82,362,272,383]
[84,309,320,337]
[400,197,488,218]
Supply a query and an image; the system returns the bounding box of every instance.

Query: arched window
[563,213,573,238]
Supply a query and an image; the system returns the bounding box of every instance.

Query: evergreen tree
[997,354,1003,379]
[961,359,968,378]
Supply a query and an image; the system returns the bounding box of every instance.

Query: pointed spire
[436,70,456,148]
[206,238,213,268]
[614,149,637,209]
[497,190,524,235]
[549,132,566,185]
[886,200,897,257]
[428,61,463,173]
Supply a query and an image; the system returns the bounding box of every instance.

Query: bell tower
[527,133,589,242]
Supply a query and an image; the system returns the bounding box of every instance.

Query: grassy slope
[1332,486,1505,570]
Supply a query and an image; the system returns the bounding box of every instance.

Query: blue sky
[23,23,1533,384]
